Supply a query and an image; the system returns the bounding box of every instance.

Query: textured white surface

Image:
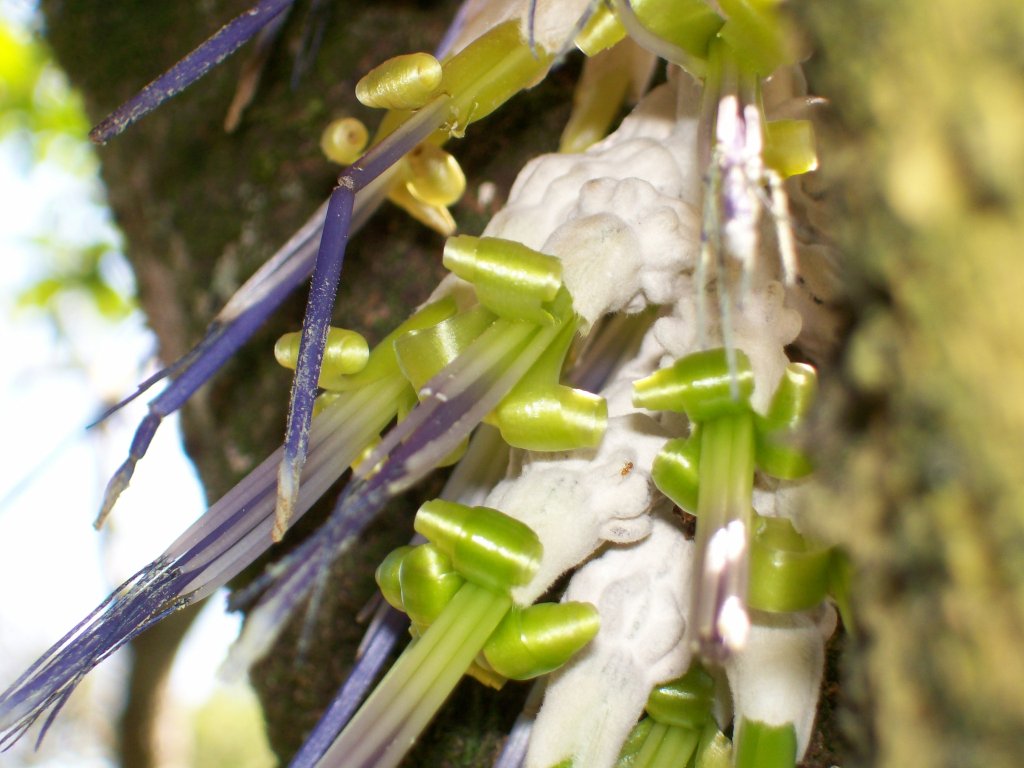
[525,516,696,768]
[487,411,669,606]
[725,605,838,758]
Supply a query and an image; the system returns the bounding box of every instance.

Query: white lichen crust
[525,515,696,768]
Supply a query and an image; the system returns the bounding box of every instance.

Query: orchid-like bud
[414,500,542,593]
[484,602,600,680]
[651,431,702,514]
[405,143,466,207]
[747,515,831,613]
[493,319,608,452]
[755,362,816,479]
[355,52,443,111]
[319,117,370,166]
[443,235,564,325]
[396,544,466,630]
[633,348,754,421]
[274,327,369,382]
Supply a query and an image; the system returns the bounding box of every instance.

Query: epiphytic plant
[0,2,844,766]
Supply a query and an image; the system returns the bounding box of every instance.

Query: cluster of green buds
[271,232,610,538]
[631,348,842,767]
[615,665,731,768]
[324,500,598,767]
[634,348,830,659]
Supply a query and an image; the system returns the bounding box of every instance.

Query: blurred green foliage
[0,14,134,324]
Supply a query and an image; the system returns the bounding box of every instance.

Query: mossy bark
[800,2,1024,766]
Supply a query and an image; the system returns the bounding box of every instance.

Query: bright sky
[0,1,268,765]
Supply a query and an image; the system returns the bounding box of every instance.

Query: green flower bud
[484,602,600,680]
[747,515,831,613]
[645,664,716,729]
[652,432,702,514]
[633,349,754,421]
[414,500,542,593]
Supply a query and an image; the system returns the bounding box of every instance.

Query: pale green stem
[320,583,511,768]
[693,412,755,662]
[633,722,702,768]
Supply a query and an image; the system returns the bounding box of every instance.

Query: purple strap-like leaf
[274,96,454,537]
[289,606,407,768]
[90,0,297,143]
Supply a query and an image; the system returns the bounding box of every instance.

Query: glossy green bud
[398,544,465,629]
[414,500,542,593]
[495,385,607,451]
[319,117,369,165]
[394,305,495,392]
[763,363,817,430]
[755,437,813,480]
[633,349,754,421]
[755,363,817,479]
[645,664,715,729]
[483,601,600,680]
[763,120,818,179]
[375,545,415,612]
[652,433,702,514]
[443,235,564,325]
[694,720,734,768]
[274,327,369,385]
[717,0,794,76]
[492,316,607,450]
[575,3,627,55]
[328,297,457,391]
[405,144,466,207]
[614,717,655,765]
[355,52,443,110]
[734,719,797,768]
[747,515,831,613]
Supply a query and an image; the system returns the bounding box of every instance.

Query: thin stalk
[693,412,755,662]
[633,723,702,768]
[320,583,511,768]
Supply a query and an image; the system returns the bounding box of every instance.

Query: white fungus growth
[526,515,696,768]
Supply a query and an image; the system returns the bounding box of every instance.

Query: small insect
[620,460,634,476]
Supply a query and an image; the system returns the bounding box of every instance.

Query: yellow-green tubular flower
[319,116,370,166]
[492,318,608,452]
[375,543,466,632]
[754,361,816,479]
[442,235,564,325]
[483,602,601,681]
[355,52,443,111]
[614,664,725,767]
[404,143,467,207]
[633,348,756,421]
[747,515,831,614]
[274,327,369,382]
[414,499,542,593]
